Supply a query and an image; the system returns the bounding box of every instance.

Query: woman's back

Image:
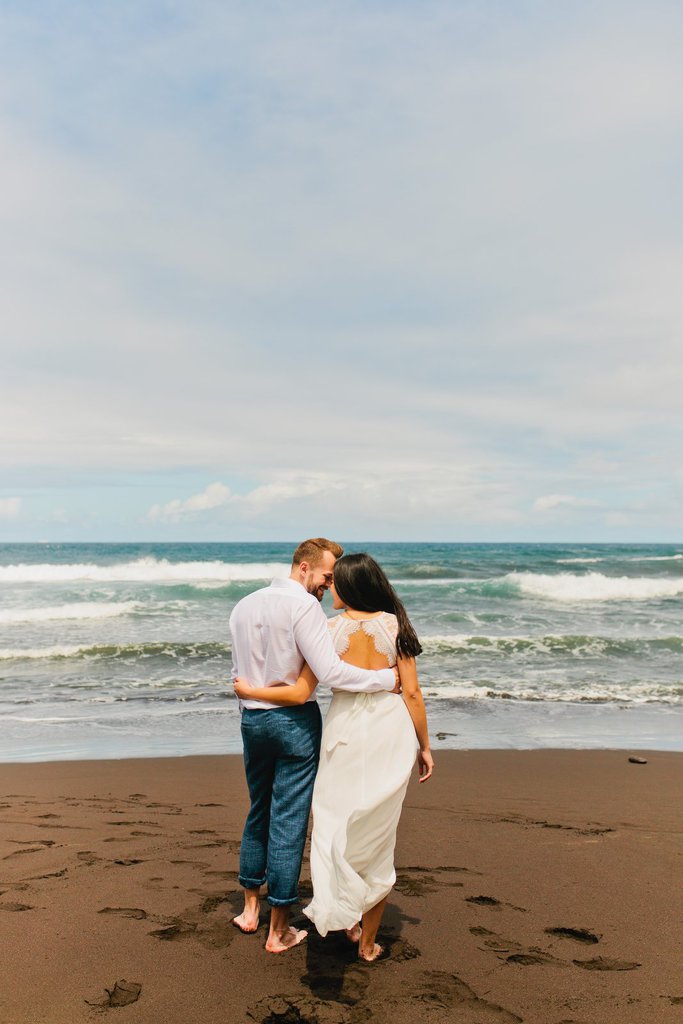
[328,611,398,670]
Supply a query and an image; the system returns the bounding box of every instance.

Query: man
[229,537,397,953]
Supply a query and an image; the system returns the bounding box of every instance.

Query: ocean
[1,542,682,762]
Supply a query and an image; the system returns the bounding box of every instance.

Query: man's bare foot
[232,910,260,934]
[359,941,385,962]
[265,926,308,953]
[345,922,362,943]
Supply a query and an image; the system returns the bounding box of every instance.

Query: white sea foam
[420,679,683,704]
[628,554,683,562]
[505,571,683,603]
[0,645,87,660]
[421,633,606,655]
[557,557,604,564]
[0,558,290,584]
[392,577,471,586]
[0,601,140,624]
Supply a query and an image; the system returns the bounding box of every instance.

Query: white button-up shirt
[230,577,396,710]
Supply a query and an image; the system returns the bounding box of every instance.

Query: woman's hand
[233,678,292,702]
[417,748,434,783]
[233,677,254,700]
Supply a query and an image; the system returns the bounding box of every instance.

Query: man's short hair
[292,537,343,567]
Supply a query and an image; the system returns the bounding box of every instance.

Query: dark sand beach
[1,750,681,1024]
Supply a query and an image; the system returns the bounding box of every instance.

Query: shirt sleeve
[228,610,240,681]
[294,601,395,692]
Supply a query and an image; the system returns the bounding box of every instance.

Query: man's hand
[391,665,402,694]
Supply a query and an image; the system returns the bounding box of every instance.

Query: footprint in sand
[77,851,102,865]
[106,820,159,827]
[248,994,353,1024]
[545,927,600,945]
[150,916,234,950]
[466,895,501,910]
[7,839,55,846]
[149,919,198,941]
[386,936,421,963]
[0,902,34,912]
[3,847,47,859]
[200,895,232,914]
[506,950,563,966]
[408,970,523,1023]
[470,927,524,953]
[466,895,527,912]
[98,907,148,919]
[573,957,640,971]
[85,980,142,1009]
[24,869,68,881]
[394,874,438,896]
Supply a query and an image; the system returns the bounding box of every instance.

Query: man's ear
[297,560,310,577]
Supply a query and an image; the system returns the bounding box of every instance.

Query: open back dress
[302,611,418,935]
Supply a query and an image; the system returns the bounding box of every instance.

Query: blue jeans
[238,703,322,906]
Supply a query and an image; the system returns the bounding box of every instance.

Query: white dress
[303,612,418,936]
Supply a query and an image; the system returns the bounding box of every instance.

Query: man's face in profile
[302,550,336,602]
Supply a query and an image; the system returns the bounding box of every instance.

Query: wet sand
[1,750,681,1024]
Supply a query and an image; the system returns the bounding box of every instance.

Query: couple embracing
[229,538,433,962]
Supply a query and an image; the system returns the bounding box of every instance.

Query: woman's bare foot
[345,922,362,943]
[359,941,384,962]
[265,926,308,953]
[232,910,259,933]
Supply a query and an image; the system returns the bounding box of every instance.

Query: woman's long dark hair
[333,552,422,659]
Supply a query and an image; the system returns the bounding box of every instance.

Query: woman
[234,552,433,962]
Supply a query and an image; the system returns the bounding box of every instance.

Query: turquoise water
[1,542,682,761]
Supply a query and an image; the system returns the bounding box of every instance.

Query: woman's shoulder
[375,611,398,634]
[362,612,398,641]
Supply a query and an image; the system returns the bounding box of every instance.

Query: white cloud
[533,495,602,514]
[144,463,525,536]
[1,2,682,539]
[0,497,21,519]
[149,482,232,522]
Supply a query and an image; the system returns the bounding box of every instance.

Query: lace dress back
[304,608,416,937]
[328,611,398,666]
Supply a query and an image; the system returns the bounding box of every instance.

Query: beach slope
[1,751,680,1024]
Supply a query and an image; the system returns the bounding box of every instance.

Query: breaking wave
[0,640,231,662]
[0,558,289,584]
[421,633,683,657]
[504,572,683,603]
[0,602,142,624]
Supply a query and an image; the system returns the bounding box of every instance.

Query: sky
[1,0,682,542]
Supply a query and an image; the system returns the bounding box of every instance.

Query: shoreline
[1,750,681,1023]
[4,695,683,763]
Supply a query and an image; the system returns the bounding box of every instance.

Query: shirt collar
[270,576,307,593]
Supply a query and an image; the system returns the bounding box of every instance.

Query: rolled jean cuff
[239,873,266,890]
[267,894,299,907]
